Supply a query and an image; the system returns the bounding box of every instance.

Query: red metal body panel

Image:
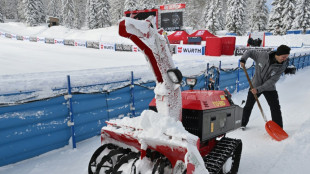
[150,90,231,110]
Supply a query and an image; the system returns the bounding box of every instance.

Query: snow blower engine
[88,16,243,174]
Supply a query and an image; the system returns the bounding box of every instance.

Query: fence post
[237,60,240,92]
[130,71,136,118]
[205,63,210,90]
[66,75,76,149]
[302,55,306,69]
[217,61,221,90]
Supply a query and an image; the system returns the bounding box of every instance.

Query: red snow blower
[88,17,243,174]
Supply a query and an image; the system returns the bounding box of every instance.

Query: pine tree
[109,0,125,25]
[138,0,156,10]
[0,6,4,23]
[250,0,269,32]
[23,0,46,26]
[281,0,295,34]
[124,0,138,11]
[87,0,111,29]
[292,0,310,32]
[95,0,111,28]
[62,0,76,28]
[185,0,206,29]
[268,0,283,35]
[47,0,61,17]
[226,0,247,35]
[204,0,221,34]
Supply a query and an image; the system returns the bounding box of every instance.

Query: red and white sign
[54,38,64,45]
[100,42,115,51]
[160,3,186,10]
[74,40,86,48]
[23,36,30,42]
[37,37,45,43]
[176,45,204,55]
[11,34,17,40]
[133,46,140,52]
[0,31,5,37]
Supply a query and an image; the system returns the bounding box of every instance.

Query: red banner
[160,3,186,10]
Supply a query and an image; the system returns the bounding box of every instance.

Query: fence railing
[1,53,310,167]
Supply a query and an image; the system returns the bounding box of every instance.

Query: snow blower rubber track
[203,137,242,174]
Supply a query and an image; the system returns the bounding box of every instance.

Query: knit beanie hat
[276,45,291,55]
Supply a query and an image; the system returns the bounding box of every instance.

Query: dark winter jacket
[240,50,289,93]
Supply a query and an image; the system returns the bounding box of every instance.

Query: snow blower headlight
[186,78,197,87]
[167,68,183,84]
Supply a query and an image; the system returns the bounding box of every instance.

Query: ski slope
[1,22,310,173]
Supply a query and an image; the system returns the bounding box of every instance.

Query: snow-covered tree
[95,0,111,28]
[249,0,269,32]
[282,0,295,33]
[47,0,61,17]
[292,0,310,32]
[138,0,156,10]
[124,0,138,11]
[226,0,247,35]
[23,0,46,26]
[185,0,206,29]
[109,0,125,25]
[87,0,111,29]
[204,0,222,34]
[62,0,76,28]
[0,6,4,23]
[268,0,283,35]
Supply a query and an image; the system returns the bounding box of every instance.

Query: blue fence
[1,53,310,167]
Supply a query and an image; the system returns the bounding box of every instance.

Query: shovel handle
[241,64,267,122]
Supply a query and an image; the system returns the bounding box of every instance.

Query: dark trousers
[242,90,283,128]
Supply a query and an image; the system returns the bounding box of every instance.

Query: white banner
[74,40,87,48]
[100,42,115,51]
[23,36,30,42]
[11,34,17,40]
[54,38,64,45]
[37,37,45,43]
[132,46,140,52]
[0,31,5,37]
[176,45,204,55]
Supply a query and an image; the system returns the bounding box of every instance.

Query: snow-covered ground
[1,22,310,173]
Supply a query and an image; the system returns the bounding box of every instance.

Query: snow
[1,22,310,173]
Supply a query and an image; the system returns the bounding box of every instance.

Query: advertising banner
[23,36,30,42]
[37,37,45,43]
[100,43,115,51]
[160,3,186,10]
[176,45,204,55]
[86,41,100,49]
[64,39,74,46]
[234,47,273,56]
[0,31,5,37]
[74,40,87,48]
[11,34,17,40]
[5,33,12,38]
[160,12,183,31]
[29,36,37,42]
[115,44,132,52]
[45,38,55,44]
[16,35,23,41]
[54,39,64,45]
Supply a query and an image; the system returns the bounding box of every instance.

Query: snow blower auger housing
[88,17,243,174]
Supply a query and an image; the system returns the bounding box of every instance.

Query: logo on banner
[178,46,182,53]
[160,3,186,10]
[133,46,139,52]
[197,31,205,36]
[55,39,64,45]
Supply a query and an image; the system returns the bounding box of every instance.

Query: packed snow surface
[0,22,310,173]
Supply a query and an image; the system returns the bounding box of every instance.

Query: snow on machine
[88,17,243,174]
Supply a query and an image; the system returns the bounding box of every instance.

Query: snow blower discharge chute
[88,17,243,174]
